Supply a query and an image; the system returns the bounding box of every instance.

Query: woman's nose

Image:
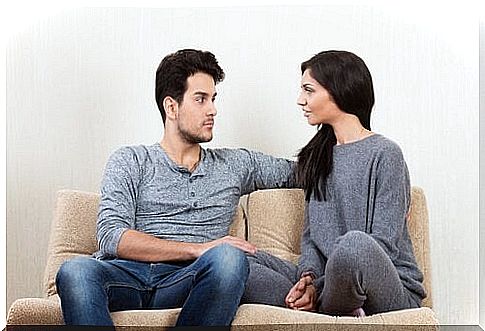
[297,93,306,106]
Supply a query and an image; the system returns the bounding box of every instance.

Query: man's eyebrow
[193,91,217,98]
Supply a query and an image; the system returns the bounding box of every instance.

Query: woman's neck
[331,114,372,145]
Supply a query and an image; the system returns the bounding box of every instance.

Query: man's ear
[163,96,179,120]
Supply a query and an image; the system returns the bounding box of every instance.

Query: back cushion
[44,190,246,297]
[44,190,100,297]
[245,187,432,308]
[407,187,433,308]
[246,189,305,264]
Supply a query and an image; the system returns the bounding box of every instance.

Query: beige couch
[7,187,438,330]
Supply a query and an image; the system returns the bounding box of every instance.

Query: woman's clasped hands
[285,274,317,311]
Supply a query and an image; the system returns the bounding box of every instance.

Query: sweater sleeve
[297,206,327,291]
[367,145,410,261]
[237,149,298,195]
[96,147,141,258]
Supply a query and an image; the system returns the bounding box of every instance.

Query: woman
[243,50,426,316]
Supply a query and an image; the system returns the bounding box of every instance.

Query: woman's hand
[285,275,316,311]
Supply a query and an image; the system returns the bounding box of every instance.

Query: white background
[3,1,483,326]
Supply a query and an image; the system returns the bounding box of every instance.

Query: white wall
[6,5,479,324]
[480,19,485,330]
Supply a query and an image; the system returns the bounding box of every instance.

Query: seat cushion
[7,296,437,329]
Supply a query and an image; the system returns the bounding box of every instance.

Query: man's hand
[197,236,257,257]
[285,275,316,311]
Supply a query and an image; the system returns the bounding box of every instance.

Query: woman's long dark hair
[296,51,375,201]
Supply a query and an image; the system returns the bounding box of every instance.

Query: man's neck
[159,136,201,171]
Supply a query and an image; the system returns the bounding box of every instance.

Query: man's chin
[189,135,213,144]
[199,131,213,143]
[201,136,213,143]
[179,131,213,144]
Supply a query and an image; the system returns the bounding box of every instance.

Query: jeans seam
[154,270,197,289]
[105,282,147,292]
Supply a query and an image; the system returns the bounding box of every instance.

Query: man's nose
[208,101,217,116]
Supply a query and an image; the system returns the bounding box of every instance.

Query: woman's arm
[285,207,326,310]
[297,206,326,282]
[366,145,410,260]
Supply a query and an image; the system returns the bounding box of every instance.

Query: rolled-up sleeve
[96,147,141,258]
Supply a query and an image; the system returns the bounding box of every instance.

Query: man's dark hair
[155,49,225,124]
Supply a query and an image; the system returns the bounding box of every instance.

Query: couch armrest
[7,297,63,325]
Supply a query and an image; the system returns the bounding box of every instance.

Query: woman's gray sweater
[297,134,426,301]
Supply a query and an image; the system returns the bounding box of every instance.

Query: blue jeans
[55,244,249,326]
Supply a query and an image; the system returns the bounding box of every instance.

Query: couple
[55,49,426,327]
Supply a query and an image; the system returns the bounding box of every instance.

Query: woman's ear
[163,96,178,120]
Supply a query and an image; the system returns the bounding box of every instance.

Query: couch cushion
[44,189,246,297]
[7,296,437,328]
[245,189,305,264]
[245,187,432,308]
[234,304,437,326]
[44,190,100,297]
[7,297,63,325]
[407,187,432,308]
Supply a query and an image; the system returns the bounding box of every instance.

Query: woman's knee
[329,231,379,271]
[337,230,375,246]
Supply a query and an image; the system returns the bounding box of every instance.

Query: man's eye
[196,97,205,103]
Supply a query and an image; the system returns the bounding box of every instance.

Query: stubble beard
[178,125,213,144]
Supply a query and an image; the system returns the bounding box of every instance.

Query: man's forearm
[117,229,204,262]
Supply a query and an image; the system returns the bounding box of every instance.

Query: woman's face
[297,69,343,126]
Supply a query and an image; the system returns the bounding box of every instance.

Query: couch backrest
[44,187,432,309]
[244,187,432,308]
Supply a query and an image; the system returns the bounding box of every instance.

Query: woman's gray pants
[242,231,421,315]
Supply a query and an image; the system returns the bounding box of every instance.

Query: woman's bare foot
[351,307,366,317]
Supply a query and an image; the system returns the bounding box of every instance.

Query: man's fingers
[219,236,257,254]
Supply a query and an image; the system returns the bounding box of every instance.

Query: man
[55,49,295,327]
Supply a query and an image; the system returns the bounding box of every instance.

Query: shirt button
[189,178,194,183]
[190,192,195,197]
[193,202,198,207]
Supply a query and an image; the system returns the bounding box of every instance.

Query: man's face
[176,72,218,144]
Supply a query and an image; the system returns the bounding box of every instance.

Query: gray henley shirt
[94,143,296,260]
